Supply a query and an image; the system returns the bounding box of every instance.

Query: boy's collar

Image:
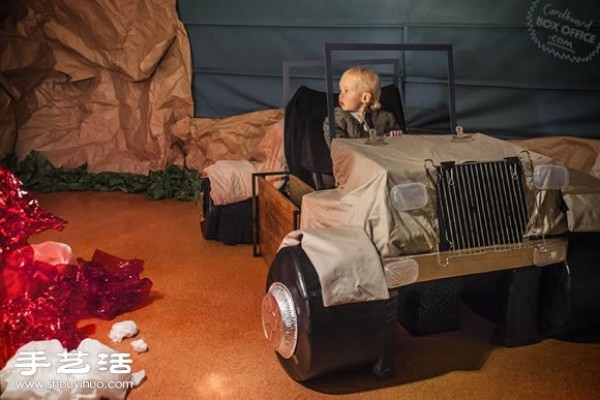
[350,111,364,122]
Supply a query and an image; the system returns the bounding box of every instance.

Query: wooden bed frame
[252,172,314,265]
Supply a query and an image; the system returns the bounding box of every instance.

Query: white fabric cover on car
[301,133,559,257]
[279,226,389,307]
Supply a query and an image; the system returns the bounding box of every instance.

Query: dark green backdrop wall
[177,0,600,139]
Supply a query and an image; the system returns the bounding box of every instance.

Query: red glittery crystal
[0,166,153,369]
[0,166,66,257]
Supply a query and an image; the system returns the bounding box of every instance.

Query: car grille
[436,157,529,251]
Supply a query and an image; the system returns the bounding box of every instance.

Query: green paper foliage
[2,152,202,201]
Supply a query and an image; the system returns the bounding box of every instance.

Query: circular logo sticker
[527,0,600,63]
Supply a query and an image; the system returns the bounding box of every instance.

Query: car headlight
[390,182,429,212]
[533,165,569,190]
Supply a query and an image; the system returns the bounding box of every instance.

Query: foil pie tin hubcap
[262,282,298,359]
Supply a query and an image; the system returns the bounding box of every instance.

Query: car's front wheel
[262,244,397,381]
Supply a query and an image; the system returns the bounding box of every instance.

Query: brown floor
[30,191,600,400]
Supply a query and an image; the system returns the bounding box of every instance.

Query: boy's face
[338,75,371,113]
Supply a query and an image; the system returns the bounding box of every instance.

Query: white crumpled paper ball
[109,320,139,343]
[130,338,149,353]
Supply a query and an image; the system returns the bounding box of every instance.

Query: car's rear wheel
[200,178,219,240]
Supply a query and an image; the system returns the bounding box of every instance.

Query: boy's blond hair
[341,66,382,111]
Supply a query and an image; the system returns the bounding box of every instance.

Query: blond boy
[323,66,400,146]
